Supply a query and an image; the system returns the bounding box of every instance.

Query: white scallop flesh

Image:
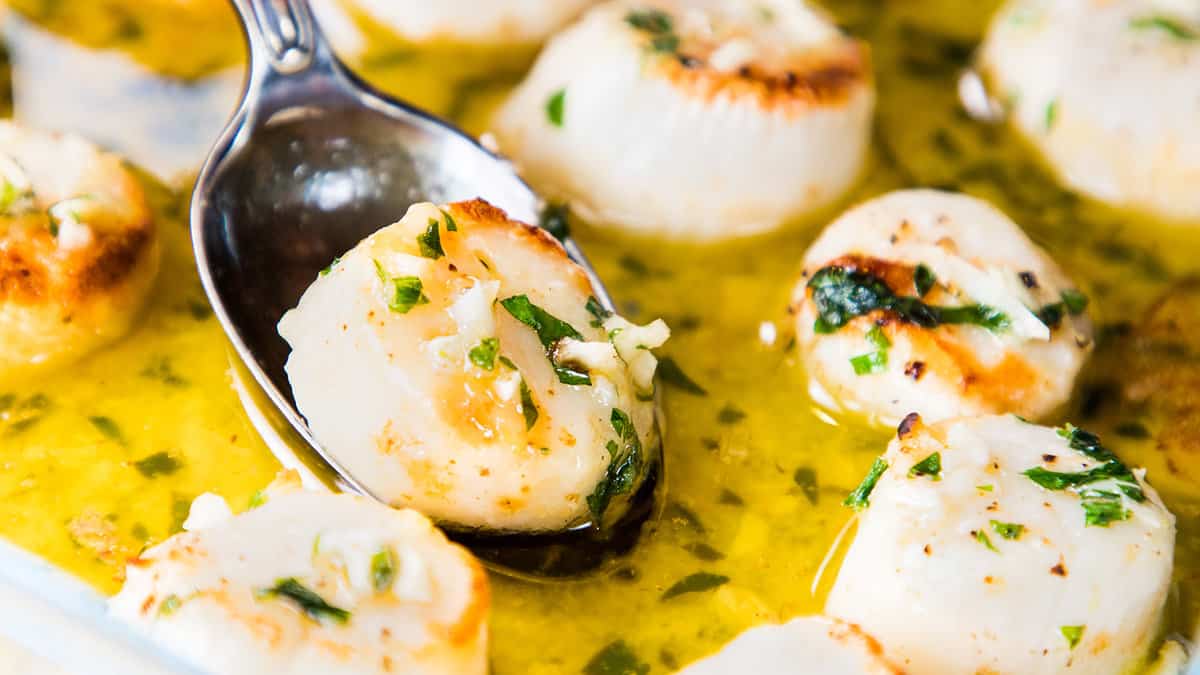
[109,480,489,675]
[491,0,875,240]
[979,0,1200,222]
[0,121,159,381]
[792,189,1092,427]
[309,0,598,55]
[675,616,902,675]
[278,199,668,532]
[826,414,1176,675]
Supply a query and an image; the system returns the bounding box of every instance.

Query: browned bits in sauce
[1051,561,1068,577]
[923,544,932,555]
[1019,271,1039,289]
[897,412,921,439]
[1042,454,1057,463]
[905,360,926,381]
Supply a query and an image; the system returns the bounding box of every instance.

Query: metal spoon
[191,0,659,579]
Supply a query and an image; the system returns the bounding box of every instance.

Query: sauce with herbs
[3,1,1199,673]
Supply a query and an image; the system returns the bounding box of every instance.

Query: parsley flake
[1061,625,1085,650]
[908,452,942,480]
[545,88,567,127]
[257,578,350,625]
[373,260,428,314]
[468,338,500,370]
[370,548,397,592]
[844,457,888,511]
[500,295,591,385]
[989,520,1024,540]
[417,218,444,259]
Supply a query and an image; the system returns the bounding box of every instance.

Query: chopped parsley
[1045,99,1059,130]
[989,520,1024,540]
[134,452,182,478]
[1061,625,1085,650]
[1080,490,1130,527]
[914,264,936,296]
[417,218,444,259]
[256,578,350,625]
[844,457,888,511]
[441,209,457,232]
[656,357,707,396]
[545,88,566,127]
[370,548,396,592]
[89,416,125,445]
[500,295,591,385]
[1024,424,1145,526]
[584,640,650,675]
[626,8,679,53]
[1036,289,1089,329]
[908,452,942,480]
[975,529,999,552]
[318,255,341,276]
[585,296,612,327]
[660,572,729,600]
[716,404,746,425]
[793,466,819,505]
[587,408,644,524]
[808,265,1010,335]
[468,338,500,370]
[1130,16,1197,40]
[373,260,428,314]
[625,8,672,33]
[850,325,891,375]
[519,378,539,430]
[977,484,994,492]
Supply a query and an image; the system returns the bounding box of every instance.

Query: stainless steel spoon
[191,0,658,578]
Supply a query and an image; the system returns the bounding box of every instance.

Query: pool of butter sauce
[3,0,1200,673]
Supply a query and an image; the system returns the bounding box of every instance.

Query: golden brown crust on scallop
[445,198,593,295]
[798,254,1045,416]
[446,550,491,647]
[0,199,155,308]
[658,39,872,113]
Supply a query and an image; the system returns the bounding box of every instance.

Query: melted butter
[3,1,1200,673]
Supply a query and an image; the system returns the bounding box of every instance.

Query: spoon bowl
[192,0,656,578]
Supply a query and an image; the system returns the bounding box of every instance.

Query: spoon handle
[227,0,325,76]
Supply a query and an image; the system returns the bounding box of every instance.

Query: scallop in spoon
[191,0,660,578]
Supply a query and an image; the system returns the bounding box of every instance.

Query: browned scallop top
[0,201,155,309]
[445,198,593,296]
[796,254,1044,410]
[656,39,872,112]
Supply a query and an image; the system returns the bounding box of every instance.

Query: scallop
[826,414,1175,675]
[978,0,1200,222]
[490,0,875,240]
[791,189,1091,427]
[0,121,160,382]
[310,0,598,55]
[110,475,489,675]
[675,616,901,674]
[278,199,668,532]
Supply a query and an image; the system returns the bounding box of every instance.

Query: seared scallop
[278,199,668,532]
[676,616,901,674]
[0,122,159,381]
[791,189,1091,427]
[310,0,598,55]
[110,477,488,675]
[491,0,875,239]
[979,0,1200,221]
[826,414,1175,675]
